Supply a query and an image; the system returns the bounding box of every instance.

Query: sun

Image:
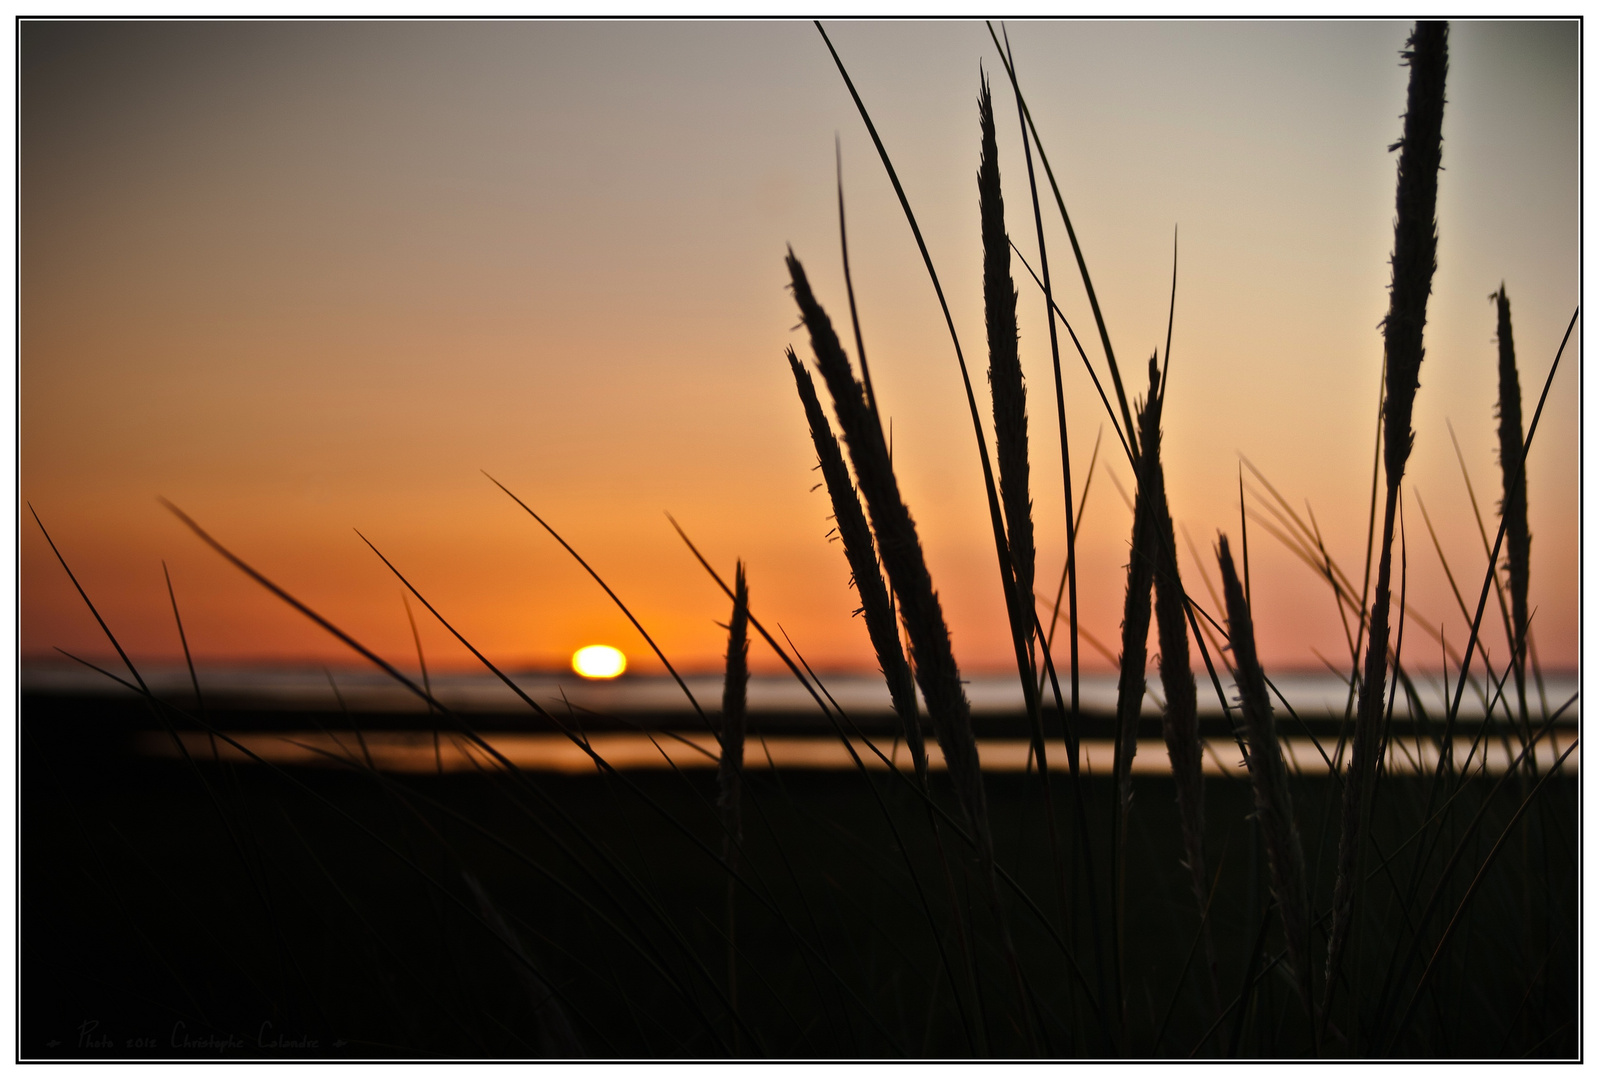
[572,645,627,679]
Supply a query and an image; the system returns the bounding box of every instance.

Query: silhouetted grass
[717,563,749,1047]
[979,75,1034,635]
[787,349,925,782]
[1325,23,1447,1021]
[22,19,1578,1062]
[1491,285,1531,733]
[1141,362,1214,1011]
[1217,535,1313,1032]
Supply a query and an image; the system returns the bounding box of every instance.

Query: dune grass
[23,20,1578,1060]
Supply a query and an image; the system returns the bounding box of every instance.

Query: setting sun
[572,645,627,679]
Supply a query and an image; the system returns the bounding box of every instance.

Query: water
[143,728,1576,778]
[22,662,1579,722]
[31,662,1576,777]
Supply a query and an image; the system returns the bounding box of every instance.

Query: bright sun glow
[572,645,627,679]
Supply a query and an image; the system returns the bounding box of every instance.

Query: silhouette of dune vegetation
[24,21,1576,1060]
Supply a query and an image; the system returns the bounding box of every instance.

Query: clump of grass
[787,349,926,781]
[787,247,1038,1051]
[784,254,990,850]
[1324,19,1448,1020]
[814,27,1048,776]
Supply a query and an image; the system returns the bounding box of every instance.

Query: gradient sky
[21,19,1579,677]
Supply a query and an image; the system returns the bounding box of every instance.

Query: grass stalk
[717,563,750,1052]
[979,76,1034,624]
[1491,285,1531,735]
[1140,363,1216,1011]
[1110,357,1163,1033]
[985,22,1138,467]
[991,39,1097,1014]
[978,71,1080,1037]
[1324,23,1448,1031]
[1217,535,1313,1032]
[1492,283,1550,1045]
[1431,306,1575,777]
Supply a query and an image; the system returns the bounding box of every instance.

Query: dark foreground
[23,693,1577,1060]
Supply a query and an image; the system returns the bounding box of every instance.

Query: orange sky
[21,20,1579,679]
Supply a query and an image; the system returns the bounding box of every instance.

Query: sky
[20,19,1580,678]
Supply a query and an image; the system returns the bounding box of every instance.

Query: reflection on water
[143,728,1577,778]
[28,665,1580,721]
